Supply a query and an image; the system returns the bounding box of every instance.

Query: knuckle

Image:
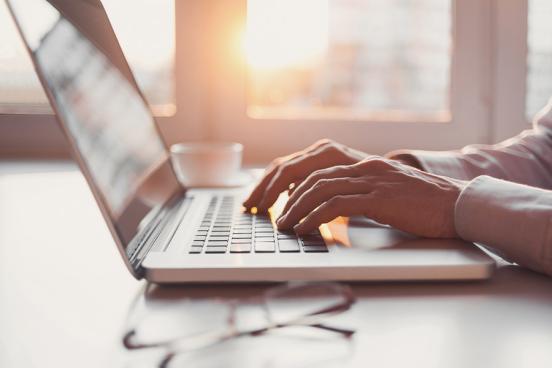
[305,169,324,184]
[324,143,340,154]
[326,195,344,208]
[333,164,355,176]
[269,157,283,169]
[277,162,291,176]
[334,164,350,172]
[364,158,389,170]
[317,138,333,146]
[314,178,333,189]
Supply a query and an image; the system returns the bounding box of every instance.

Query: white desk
[1,162,551,368]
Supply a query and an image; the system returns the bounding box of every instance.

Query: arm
[386,99,552,189]
[383,100,552,275]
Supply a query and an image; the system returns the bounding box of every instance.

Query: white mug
[170,142,244,187]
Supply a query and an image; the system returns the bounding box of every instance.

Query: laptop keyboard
[188,195,328,254]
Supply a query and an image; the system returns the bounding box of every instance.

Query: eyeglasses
[122,282,356,368]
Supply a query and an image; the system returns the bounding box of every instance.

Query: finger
[243,140,332,209]
[277,177,372,229]
[242,165,279,210]
[294,194,371,235]
[256,144,338,211]
[280,165,359,216]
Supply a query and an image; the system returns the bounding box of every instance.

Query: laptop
[7,0,494,282]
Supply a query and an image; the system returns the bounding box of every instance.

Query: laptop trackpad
[327,216,469,251]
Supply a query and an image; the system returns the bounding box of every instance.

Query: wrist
[384,150,423,170]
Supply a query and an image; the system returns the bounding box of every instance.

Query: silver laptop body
[7,0,494,283]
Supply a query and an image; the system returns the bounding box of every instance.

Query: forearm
[386,101,552,188]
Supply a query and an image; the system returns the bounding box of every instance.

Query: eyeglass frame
[122,281,357,368]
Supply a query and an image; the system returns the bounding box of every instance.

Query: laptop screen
[7,0,183,253]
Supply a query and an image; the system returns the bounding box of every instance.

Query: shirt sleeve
[386,98,552,190]
[455,175,552,276]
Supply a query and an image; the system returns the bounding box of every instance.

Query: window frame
[0,0,532,163]
[491,0,530,142]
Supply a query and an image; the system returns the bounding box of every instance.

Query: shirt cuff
[454,175,552,275]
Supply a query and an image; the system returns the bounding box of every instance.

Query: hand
[276,158,468,238]
[243,139,368,212]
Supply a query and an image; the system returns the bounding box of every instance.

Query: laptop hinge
[127,194,188,277]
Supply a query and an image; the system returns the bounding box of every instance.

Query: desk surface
[1,162,552,368]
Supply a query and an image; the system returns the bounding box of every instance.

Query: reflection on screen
[9,0,182,249]
[37,18,168,215]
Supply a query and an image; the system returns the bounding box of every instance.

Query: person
[243,99,552,277]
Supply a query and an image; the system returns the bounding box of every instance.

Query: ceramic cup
[170,142,244,187]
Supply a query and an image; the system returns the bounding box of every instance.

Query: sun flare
[244,0,329,70]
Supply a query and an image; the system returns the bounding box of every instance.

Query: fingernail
[293,223,302,233]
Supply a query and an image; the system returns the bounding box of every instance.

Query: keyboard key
[206,241,229,247]
[208,236,230,242]
[213,225,231,230]
[231,238,253,244]
[255,236,275,242]
[301,239,325,246]
[303,231,321,236]
[193,235,207,241]
[191,241,205,247]
[256,232,274,237]
[230,243,252,253]
[300,234,323,242]
[302,245,328,253]
[205,247,227,253]
[254,228,274,233]
[255,236,274,241]
[255,242,275,253]
[232,234,252,239]
[278,239,300,252]
[277,233,297,240]
[233,225,252,230]
[232,229,252,234]
[189,247,202,254]
[214,220,232,225]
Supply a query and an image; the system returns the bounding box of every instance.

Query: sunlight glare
[245,0,329,70]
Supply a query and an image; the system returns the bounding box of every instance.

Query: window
[207,0,490,164]
[2,1,544,162]
[245,0,452,120]
[0,0,175,114]
[0,3,47,111]
[527,0,552,119]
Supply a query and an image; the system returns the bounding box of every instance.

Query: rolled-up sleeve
[386,99,552,276]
